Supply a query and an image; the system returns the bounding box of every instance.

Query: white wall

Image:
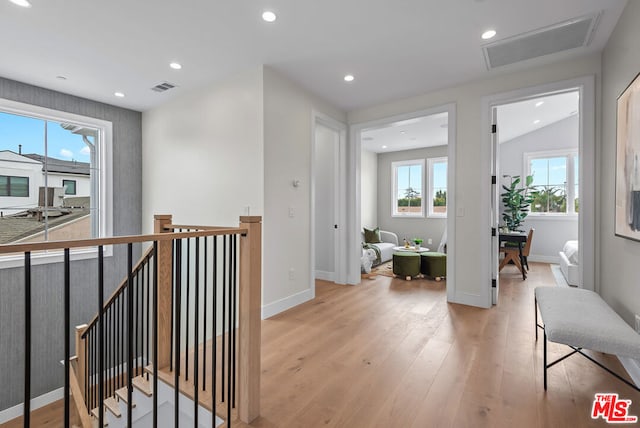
[499,115,579,262]
[376,145,447,250]
[0,152,41,215]
[314,124,336,277]
[48,173,90,197]
[263,66,346,317]
[349,54,601,307]
[600,1,640,325]
[360,149,378,229]
[141,67,264,232]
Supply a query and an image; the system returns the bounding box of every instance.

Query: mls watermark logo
[591,393,638,423]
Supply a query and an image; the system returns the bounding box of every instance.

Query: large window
[0,98,112,264]
[0,175,29,197]
[526,150,578,215]
[427,157,447,217]
[392,159,424,217]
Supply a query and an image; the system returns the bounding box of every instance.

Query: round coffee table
[393,246,429,253]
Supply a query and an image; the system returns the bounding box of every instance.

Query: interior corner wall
[360,149,378,229]
[348,54,601,307]
[262,66,346,317]
[499,115,579,262]
[141,67,264,232]
[0,77,142,410]
[376,146,447,250]
[600,0,640,325]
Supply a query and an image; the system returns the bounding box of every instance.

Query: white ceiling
[497,91,580,143]
[361,112,448,153]
[0,0,626,112]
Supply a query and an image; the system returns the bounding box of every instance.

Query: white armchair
[362,230,399,264]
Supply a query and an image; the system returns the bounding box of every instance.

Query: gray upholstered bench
[535,287,640,392]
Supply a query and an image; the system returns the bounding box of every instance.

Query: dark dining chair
[499,228,534,274]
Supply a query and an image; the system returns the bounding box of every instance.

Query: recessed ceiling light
[535,101,544,107]
[114,92,125,98]
[262,11,277,22]
[169,62,182,70]
[481,29,497,40]
[533,119,541,124]
[382,145,387,149]
[9,0,31,8]
[344,74,355,82]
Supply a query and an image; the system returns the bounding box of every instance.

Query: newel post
[238,216,262,423]
[75,324,88,401]
[154,214,173,369]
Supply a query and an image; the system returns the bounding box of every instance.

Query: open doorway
[352,104,456,296]
[486,76,595,305]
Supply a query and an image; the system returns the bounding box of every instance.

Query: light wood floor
[5,262,639,427]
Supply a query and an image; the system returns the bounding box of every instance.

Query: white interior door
[314,123,340,282]
[491,107,500,304]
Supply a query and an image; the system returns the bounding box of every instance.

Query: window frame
[62,179,77,195]
[427,156,448,218]
[391,159,425,218]
[0,175,30,197]
[524,148,578,217]
[0,98,113,268]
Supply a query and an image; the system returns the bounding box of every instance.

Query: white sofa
[559,240,579,286]
[362,230,399,265]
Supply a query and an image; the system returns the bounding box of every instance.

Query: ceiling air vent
[482,12,601,70]
[151,81,177,93]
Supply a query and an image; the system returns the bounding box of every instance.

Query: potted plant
[413,238,423,249]
[501,175,534,232]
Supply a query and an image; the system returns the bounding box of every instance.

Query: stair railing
[0,214,261,428]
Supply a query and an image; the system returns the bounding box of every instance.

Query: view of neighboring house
[0,150,91,243]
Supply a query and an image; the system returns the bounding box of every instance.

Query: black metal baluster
[135,268,139,376]
[24,251,31,428]
[98,246,105,428]
[194,237,200,427]
[146,256,150,375]
[186,235,190,382]
[212,235,218,426]
[227,235,232,423]
[127,243,134,427]
[153,241,159,428]
[64,249,70,428]
[84,333,88,412]
[170,238,174,372]
[174,238,182,428]
[89,329,93,412]
[203,237,208,391]
[232,235,237,409]
[116,295,120,390]
[221,235,226,403]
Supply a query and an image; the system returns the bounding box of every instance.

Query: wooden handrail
[0,227,247,255]
[165,224,239,231]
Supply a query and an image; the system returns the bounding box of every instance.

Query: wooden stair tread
[103,397,121,418]
[90,407,108,426]
[115,387,136,407]
[133,375,153,397]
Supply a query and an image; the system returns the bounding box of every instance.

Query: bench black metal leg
[544,330,547,390]
[535,297,538,341]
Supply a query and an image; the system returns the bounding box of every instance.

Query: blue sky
[0,111,91,161]
[397,162,447,197]
[530,156,578,196]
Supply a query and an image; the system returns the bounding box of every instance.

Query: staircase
[1,214,262,428]
[87,367,223,428]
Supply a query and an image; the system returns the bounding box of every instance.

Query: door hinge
[491,227,496,237]
[491,175,496,184]
[491,124,497,134]
[492,279,497,288]
[334,224,338,229]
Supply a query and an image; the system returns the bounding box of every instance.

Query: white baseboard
[262,288,313,319]
[528,254,561,264]
[618,356,640,388]
[315,270,335,282]
[0,387,63,424]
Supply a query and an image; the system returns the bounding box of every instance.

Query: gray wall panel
[0,77,142,410]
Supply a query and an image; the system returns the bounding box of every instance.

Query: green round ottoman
[420,252,447,281]
[392,252,421,280]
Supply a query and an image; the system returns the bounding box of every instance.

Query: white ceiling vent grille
[483,12,601,70]
[151,81,177,93]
